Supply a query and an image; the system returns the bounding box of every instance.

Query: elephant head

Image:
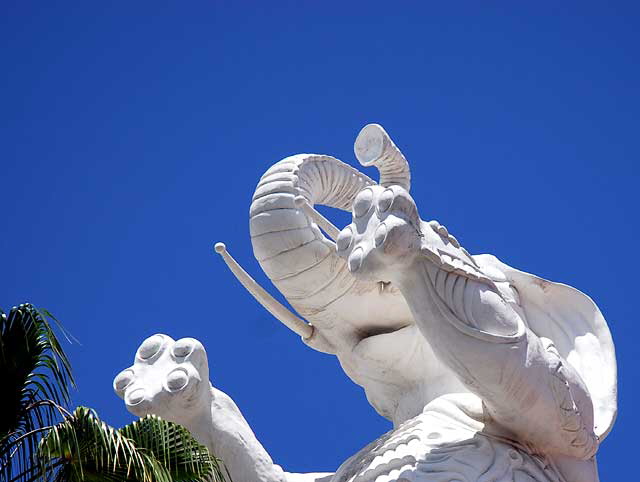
[248,127,415,351]
[215,124,616,437]
[216,125,464,422]
[217,125,419,354]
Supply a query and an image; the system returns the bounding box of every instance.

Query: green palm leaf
[1,304,229,481]
[119,414,226,481]
[0,304,75,481]
[36,407,226,482]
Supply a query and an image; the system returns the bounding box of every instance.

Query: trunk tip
[355,123,386,166]
[214,242,227,254]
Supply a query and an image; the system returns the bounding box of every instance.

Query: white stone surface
[114,334,331,482]
[115,124,616,482]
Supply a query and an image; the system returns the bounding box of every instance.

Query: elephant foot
[114,335,301,482]
[113,334,212,423]
[336,184,423,283]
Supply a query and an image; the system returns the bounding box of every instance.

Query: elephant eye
[377,189,394,213]
[337,226,353,253]
[353,188,373,218]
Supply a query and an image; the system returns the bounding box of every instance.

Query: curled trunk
[250,155,375,319]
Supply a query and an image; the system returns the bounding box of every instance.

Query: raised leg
[114,334,332,482]
[336,185,599,461]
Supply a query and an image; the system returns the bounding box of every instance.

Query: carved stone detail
[115,125,616,482]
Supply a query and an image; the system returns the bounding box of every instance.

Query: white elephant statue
[114,125,616,482]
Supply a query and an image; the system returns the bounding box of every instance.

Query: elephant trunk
[250,154,374,317]
[354,124,411,191]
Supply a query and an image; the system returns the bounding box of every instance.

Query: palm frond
[0,304,75,482]
[119,414,226,482]
[36,407,226,482]
[1,305,228,481]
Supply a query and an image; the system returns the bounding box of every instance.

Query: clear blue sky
[1,2,637,479]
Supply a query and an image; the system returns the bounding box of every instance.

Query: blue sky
[1,2,638,479]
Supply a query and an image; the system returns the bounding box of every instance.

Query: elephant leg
[114,334,334,482]
[337,185,598,460]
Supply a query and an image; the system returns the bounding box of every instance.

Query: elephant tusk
[294,196,341,241]
[354,124,411,191]
[214,242,314,340]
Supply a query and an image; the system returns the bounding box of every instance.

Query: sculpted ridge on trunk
[250,154,373,288]
[187,124,617,482]
[249,154,415,352]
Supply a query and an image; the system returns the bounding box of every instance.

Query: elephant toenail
[337,226,353,253]
[137,334,165,360]
[353,188,373,218]
[172,339,194,358]
[127,388,146,405]
[374,223,387,247]
[348,247,364,272]
[114,369,135,393]
[166,368,189,392]
[377,189,394,213]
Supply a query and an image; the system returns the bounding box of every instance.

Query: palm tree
[37,407,226,482]
[0,303,74,481]
[0,303,227,482]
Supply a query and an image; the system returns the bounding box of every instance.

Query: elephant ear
[474,254,617,441]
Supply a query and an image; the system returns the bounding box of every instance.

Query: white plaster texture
[115,125,616,482]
